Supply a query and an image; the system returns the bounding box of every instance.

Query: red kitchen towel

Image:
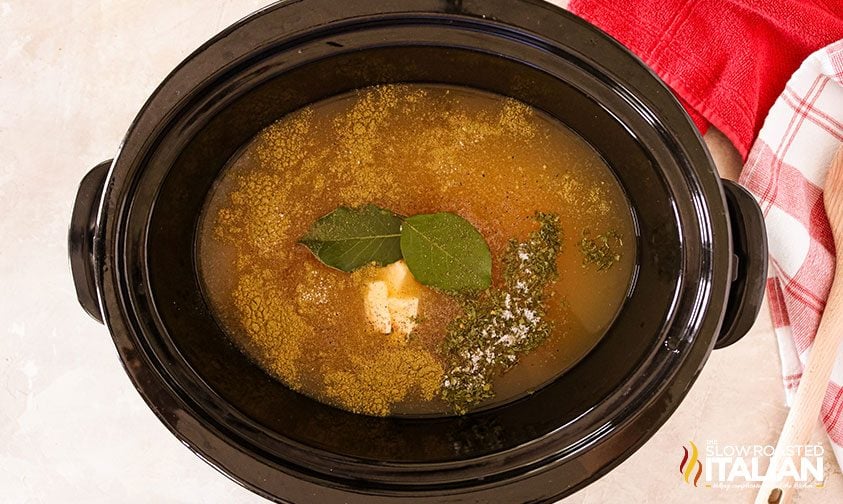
[739,40,843,468]
[569,0,843,159]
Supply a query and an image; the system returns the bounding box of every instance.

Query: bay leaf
[299,205,403,272]
[400,212,492,292]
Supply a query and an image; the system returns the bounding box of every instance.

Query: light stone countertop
[1,1,840,503]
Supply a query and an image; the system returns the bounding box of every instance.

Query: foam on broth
[198,84,635,416]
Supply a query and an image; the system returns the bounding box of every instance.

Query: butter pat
[364,261,421,337]
[382,260,421,297]
[383,260,411,292]
[365,281,392,334]
[388,297,419,336]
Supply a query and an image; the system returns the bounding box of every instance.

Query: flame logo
[679,441,703,487]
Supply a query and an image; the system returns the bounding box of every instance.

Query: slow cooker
[68,1,768,502]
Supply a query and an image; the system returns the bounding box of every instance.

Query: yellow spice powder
[323,345,443,416]
[231,266,308,388]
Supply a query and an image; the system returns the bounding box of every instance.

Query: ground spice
[499,98,537,139]
[232,266,309,388]
[331,86,403,206]
[323,344,443,416]
[441,213,562,413]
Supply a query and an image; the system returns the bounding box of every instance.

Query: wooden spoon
[756,145,843,504]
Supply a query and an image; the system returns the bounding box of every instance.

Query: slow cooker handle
[68,160,111,324]
[715,179,768,349]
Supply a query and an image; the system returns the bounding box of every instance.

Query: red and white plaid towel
[739,40,843,464]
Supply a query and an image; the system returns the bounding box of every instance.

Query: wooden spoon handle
[755,278,843,503]
[756,146,843,504]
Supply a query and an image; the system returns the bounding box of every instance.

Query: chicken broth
[199,84,635,416]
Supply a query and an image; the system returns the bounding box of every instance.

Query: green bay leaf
[400,212,492,292]
[299,205,403,272]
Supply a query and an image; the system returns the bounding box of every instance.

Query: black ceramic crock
[68,1,768,502]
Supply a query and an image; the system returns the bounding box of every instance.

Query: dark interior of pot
[144,45,687,464]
